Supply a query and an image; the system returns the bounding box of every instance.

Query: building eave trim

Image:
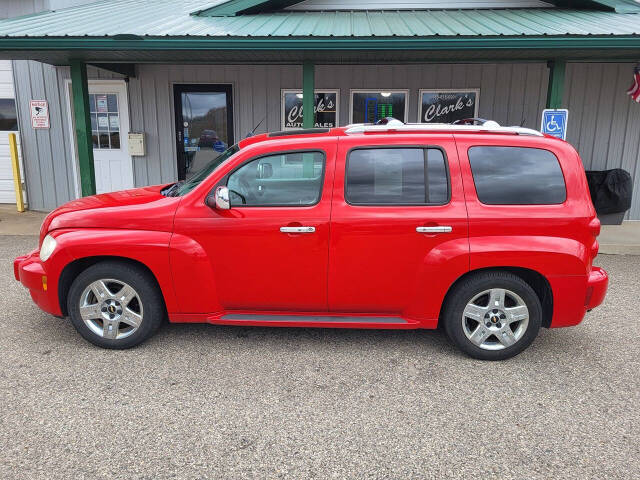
[1,35,640,51]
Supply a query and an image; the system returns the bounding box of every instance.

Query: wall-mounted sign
[541,109,569,140]
[96,94,108,113]
[419,89,479,124]
[281,89,339,130]
[29,100,50,129]
[350,90,408,124]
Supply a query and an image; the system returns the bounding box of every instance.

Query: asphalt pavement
[1,234,638,479]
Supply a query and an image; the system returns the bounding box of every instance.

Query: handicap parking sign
[541,109,569,140]
[213,140,226,153]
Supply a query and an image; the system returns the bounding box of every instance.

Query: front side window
[227,151,325,206]
[468,146,566,205]
[345,147,449,205]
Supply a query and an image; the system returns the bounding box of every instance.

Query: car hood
[40,185,180,243]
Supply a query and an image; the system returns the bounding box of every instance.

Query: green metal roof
[196,0,640,16]
[0,0,639,38]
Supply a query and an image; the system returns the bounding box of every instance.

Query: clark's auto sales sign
[419,90,479,124]
[282,90,339,130]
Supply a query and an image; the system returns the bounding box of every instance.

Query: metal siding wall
[316,63,547,129]
[0,0,47,19]
[16,60,640,218]
[127,64,304,188]
[565,62,640,220]
[12,61,121,210]
[12,60,74,211]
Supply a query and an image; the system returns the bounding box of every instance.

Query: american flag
[626,65,640,102]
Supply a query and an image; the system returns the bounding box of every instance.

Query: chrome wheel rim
[461,288,529,351]
[79,279,143,340]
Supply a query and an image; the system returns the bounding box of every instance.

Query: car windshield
[168,144,240,197]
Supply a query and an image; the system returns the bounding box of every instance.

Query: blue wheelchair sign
[541,109,569,140]
[213,140,226,153]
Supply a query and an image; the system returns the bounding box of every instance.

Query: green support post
[546,60,566,109]
[302,61,315,178]
[70,59,96,196]
[302,61,315,129]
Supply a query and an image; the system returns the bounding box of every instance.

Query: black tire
[67,260,165,349]
[442,270,542,361]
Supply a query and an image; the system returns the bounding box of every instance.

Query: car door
[174,139,336,313]
[328,135,469,323]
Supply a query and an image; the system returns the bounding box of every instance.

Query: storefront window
[0,98,18,131]
[281,90,339,130]
[350,90,407,124]
[419,90,479,124]
[89,93,119,149]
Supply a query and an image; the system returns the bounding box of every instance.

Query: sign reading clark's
[419,89,479,124]
[281,89,339,130]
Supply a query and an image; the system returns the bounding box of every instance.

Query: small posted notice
[30,100,50,129]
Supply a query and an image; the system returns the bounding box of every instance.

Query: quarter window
[227,151,324,206]
[345,147,449,205]
[468,146,566,205]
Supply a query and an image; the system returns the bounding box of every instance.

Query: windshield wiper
[162,180,185,197]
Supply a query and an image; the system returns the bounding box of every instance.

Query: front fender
[168,233,222,315]
[49,229,178,314]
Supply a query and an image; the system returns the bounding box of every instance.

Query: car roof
[238,120,554,150]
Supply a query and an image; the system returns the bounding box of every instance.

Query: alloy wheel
[78,278,143,340]
[461,288,529,351]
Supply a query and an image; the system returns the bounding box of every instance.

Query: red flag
[626,66,640,102]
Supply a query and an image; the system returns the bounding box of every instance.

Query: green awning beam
[546,60,566,109]
[302,61,315,129]
[70,59,96,197]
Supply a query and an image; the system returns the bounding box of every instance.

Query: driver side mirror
[206,186,230,210]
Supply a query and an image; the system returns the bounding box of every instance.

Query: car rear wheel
[442,271,542,361]
[67,261,165,349]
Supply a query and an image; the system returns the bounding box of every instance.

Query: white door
[71,81,133,194]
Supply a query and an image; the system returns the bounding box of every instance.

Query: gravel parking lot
[1,234,638,479]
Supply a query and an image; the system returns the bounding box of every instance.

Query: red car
[14,121,608,360]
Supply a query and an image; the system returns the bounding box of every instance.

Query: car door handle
[416,226,452,233]
[280,226,316,234]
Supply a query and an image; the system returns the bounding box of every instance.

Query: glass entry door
[174,84,234,181]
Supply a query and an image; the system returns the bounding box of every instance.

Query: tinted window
[227,151,324,206]
[468,146,566,205]
[0,99,18,131]
[345,148,449,205]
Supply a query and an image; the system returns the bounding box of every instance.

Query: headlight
[39,234,57,262]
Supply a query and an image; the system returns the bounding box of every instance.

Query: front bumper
[14,249,63,316]
[585,266,608,310]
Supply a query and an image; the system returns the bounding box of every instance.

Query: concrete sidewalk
[599,221,640,255]
[0,205,47,236]
[1,204,639,254]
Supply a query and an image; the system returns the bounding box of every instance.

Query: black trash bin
[585,168,633,225]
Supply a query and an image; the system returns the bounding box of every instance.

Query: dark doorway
[174,84,234,181]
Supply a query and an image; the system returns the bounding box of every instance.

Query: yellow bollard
[9,133,25,213]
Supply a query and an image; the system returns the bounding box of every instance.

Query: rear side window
[345,147,449,205]
[468,146,566,205]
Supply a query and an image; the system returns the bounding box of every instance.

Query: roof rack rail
[344,119,543,137]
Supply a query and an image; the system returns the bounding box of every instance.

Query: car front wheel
[67,261,165,349]
[443,271,542,361]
